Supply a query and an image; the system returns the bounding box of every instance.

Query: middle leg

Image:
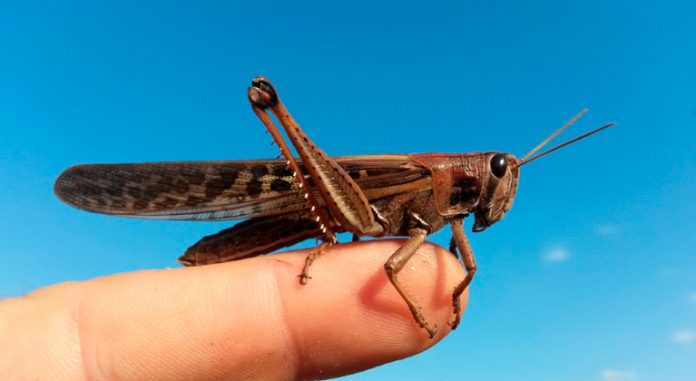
[384,228,438,338]
[449,217,477,330]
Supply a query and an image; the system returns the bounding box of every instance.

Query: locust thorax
[408,152,519,225]
[472,152,520,232]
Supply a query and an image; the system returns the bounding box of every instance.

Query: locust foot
[409,305,438,339]
[297,241,331,285]
[448,294,463,330]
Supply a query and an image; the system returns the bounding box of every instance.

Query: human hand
[0,240,467,380]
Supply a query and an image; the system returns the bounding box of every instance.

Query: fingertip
[270,240,467,379]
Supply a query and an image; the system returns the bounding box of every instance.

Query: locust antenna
[517,122,616,168]
[521,108,588,162]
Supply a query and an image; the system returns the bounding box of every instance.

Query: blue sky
[1,1,695,380]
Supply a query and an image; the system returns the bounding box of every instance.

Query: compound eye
[490,153,508,178]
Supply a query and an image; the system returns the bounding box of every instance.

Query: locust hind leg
[448,217,477,330]
[248,77,386,283]
[247,79,337,242]
[384,228,438,338]
[248,78,339,282]
[248,77,384,237]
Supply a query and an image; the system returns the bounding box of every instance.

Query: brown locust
[54,77,614,338]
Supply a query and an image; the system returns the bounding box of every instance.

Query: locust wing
[54,156,428,221]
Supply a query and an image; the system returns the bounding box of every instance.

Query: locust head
[472,109,615,232]
[409,110,613,233]
[472,153,520,232]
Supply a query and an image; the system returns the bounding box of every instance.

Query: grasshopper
[54,77,614,338]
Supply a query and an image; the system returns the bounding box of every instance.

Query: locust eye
[490,153,508,178]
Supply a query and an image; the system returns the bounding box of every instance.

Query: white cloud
[689,291,696,304]
[595,223,621,236]
[600,369,637,381]
[672,329,695,344]
[542,246,570,263]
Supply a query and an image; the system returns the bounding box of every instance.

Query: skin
[0,240,467,381]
